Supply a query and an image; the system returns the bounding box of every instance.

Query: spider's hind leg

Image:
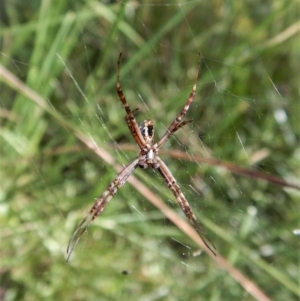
[176,119,193,132]
[116,53,147,150]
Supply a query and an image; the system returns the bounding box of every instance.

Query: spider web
[0,1,299,300]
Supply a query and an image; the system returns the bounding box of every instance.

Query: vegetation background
[0,1,299,300]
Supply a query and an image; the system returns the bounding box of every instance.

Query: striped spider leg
[156,157,216,256]
[66,158,139,261]
[67,53,216,261]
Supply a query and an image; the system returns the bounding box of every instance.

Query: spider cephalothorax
[67,53,216,261]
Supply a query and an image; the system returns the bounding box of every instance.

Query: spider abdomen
[139,119,154,144]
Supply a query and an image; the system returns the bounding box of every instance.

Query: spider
[66,53,216,261]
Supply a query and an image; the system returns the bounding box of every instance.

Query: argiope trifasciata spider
[67,53,216,261]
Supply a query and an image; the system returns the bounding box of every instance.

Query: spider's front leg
[156,156,216,256]
[67,158,139,261]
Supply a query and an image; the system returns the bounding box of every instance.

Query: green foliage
[0,0,299,300]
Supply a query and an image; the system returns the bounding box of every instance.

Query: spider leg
[67,158,139,261]
[156,54,201,149]
[155,156,216,256]
[116,52,146,150]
